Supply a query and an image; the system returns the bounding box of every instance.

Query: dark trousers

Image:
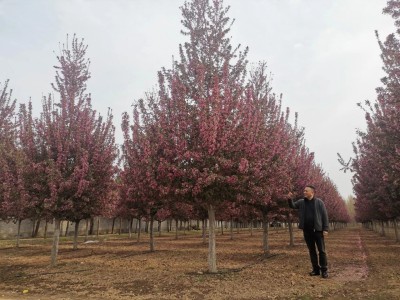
[303,230,328,272]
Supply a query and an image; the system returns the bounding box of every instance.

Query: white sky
[0,0,396,198]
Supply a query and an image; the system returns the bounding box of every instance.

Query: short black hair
[305,185,316,192]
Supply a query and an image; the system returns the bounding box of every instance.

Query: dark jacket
[288,197,329,231]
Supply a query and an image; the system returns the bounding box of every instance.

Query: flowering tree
[0,80,17,220]
[36,35,118,265]
[122,0,348,270]
[0,147,31,247]
[149,0,251,273]
[339,0,400,241]
[17,102,53,238]
[154,62,252,270]
[0,80,16,145]
[238,62,294,255]
[0,80,33,247]
[120,97,177,250]
[275,125,315,246]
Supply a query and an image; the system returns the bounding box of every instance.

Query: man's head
[304,185,316,200]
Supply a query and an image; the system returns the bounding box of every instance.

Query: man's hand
[323,231,328,236]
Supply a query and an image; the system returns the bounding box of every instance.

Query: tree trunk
[393,219,399,243]
[381,220,385,236]
[149,215,155,252]
[89,217,94,235]
[207,204,217,273]
[84,219,89,242]
[111,217,116,234]
[31,218,36,237]
[128,217,133,238]
[230,217,234,240]
[250,221,253,237]
[51,219,61,266]
[65,221,70,237]
[73,220,80,250]
[158,220,162,237]
[131,217,135,236]
[288,221,294,246]
[16,219,22,248]
[137,218,142,242]
[33,218,41,238]
[175,219,179,240]
[221,221,224,235]
[134,218,138,233]
[44,220,48,239]
[119,217,122,235]
[31,218,41,238]
[96,217,100,237]
[262,211,270,256]
[60,221,64,237]
[202,219,207,244]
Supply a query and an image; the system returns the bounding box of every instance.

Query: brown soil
[0,226,399,299]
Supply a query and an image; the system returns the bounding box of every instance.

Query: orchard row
[0,0,349,272]
[339,0,400,242]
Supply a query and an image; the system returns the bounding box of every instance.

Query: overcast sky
[0,0,396,198]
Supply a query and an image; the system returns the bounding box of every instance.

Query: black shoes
[309,270,328,278]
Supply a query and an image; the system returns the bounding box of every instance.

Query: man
[288,185,329,279]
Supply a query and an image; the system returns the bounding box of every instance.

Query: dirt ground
[0,225,399,300]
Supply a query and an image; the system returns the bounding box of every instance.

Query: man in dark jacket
[288,185,329,279]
